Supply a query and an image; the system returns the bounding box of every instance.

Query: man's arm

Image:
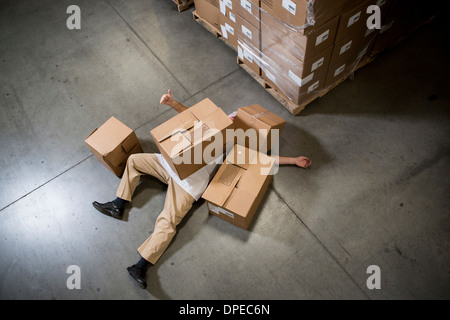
[274,156,311,168]
[160,89,188,113]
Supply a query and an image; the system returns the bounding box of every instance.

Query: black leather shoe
[127,264,147,289]
[92,201,124,220]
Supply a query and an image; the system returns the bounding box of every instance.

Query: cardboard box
[237,41,261,76]
[261,12,339,62]
[202,144,275,229]
[235,0,260,30]
[262,41,333,79]
[150,98,233,180]
[265,0,349,34]
[262,67,327,105]
[236,12,261,50]
[85,116,143,177]
[324,33,376,88]
[329,27,378,69]
[194,0,221,30]
[231,104,286,152]
[219,5,238,49]
[335,0,372,42]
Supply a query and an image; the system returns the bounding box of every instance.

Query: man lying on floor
[92,90,312,289]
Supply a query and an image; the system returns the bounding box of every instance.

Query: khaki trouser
[116,154,195,265]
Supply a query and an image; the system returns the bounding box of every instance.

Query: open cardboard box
[232,104,286,152]
[150,98,233,180]
[202,144,275,229]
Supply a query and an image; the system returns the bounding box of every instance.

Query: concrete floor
[0,0,448,300]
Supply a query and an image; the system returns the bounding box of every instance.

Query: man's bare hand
[160,89,173,106]
[294,156,311,168]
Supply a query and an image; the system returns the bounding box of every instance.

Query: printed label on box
[315,29,329,46]
[282,0,296,15]
[225,0,233,9]
[334,64,346,77]
[208,202,219,214]
[307,80,320,93]
[241,0,252,14]
[311,57,324,72]
[220,0,227,15]
[347,11,361,27]
[229,12,236,23]
[241,25,252,40]
[340,40,352,55]
[288,70,313,87]
[221,25,228,39]
[226,23,234,36]
[219,207,235,219]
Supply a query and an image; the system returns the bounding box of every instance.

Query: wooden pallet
[173,0,194,12]
[192,11,237,52]
[237,58,347,115]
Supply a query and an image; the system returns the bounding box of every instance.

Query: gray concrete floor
[0,0,448,300]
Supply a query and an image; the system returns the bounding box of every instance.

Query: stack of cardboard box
[193,0,440,113]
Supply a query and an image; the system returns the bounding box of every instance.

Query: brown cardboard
[202,144,275,229]
[231,104,286,152]
[267,0,349,34]
[194,0,221,30]
[262,66,327,105]
[85,116,143,177]
[262,41,333,79]
[234,0,260,30]
[150,98,233,180]
[236,13,261,52]
[261,13,339,62]
[329,27,378,69]
[219,7,238,49]
[335,0,372,42]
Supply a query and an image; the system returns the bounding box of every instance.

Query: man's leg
[127,178,195,288]
[92,154,170,219]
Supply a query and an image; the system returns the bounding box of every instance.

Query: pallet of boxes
[192,0,441,115]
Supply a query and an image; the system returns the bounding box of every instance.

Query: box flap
[121,132,139,154]
[238,104,286,128]
[85,116,133,155]
[151,111,198,143]
[224,188,257,218]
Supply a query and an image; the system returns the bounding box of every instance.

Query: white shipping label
[207,202,219,214]
[244,49,253,63]
[315,29,330,46]
[282,0,296,15]
[225,23,234,36]
[334,64,346,77]
[347,11,361,27]
[219,0,227,15]
[229,12,236,23]
[340,40,352,55]
[241,0,252,14]
[225,0,233,9]
[311,57,324,72]
[307,80,320,93]
[219,207,234,219]
[289,70,314,87]
[238,46,244,60]
[241,25,252,40]
[220,25,228,39]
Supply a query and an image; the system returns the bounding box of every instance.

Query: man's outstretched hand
[160,89,173,106]
[294,156,311,168]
